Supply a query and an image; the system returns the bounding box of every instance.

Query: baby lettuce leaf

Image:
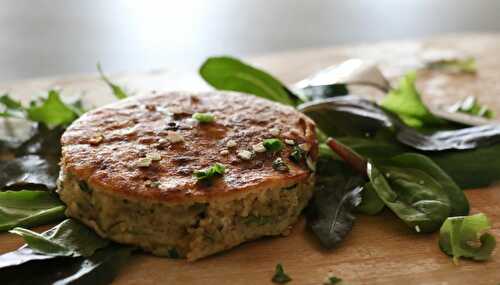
[439,213,496,263]
[9,219,109,257]
[200,56,301,106]
[380,72,445,128]
[0,94,24,118]
[306,157,364,248]
[26,90,79,128]
[97,63,128,100]
[0,190,65,232]
[0,245,133,285]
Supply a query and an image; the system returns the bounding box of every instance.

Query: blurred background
[2,0,500,81]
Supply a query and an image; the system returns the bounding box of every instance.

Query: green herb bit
[325,276,343,284]
[272,263,292,284]
[263,138,284,152]
[272,157,289,172]
[289,145,304,162]
[192,112,216,123]
[439,213,496,264]
[97,63,128,99]
[193,163,226,182]
[448,96,495,119]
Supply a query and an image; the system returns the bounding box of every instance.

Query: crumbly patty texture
[60,91,317,202]
[58,91,317,260]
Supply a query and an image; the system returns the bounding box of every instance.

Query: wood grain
[1,33,500,284]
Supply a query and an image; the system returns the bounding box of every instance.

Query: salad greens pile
[200,56,498,255]
[0,56,498,284]
[0,67,132,284]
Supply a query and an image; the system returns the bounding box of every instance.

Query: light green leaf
[97,63,128,99]
[0,190,65,232]
[26,90,79,128]
[200,56,300,106]
[9,219,109,257]
[380,72,444,128]
[439,213,496,263]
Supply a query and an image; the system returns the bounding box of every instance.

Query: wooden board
[1,33,500,284]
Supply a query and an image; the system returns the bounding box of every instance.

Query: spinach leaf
[0,245,133,285]
[356,182,385,215]
[200,56,301,106]
[97,63,128,100]
[439,213,496,263]
[9,219,109,257]
[380,72,445,128]
[367,161,450,233]
[306,157,364,248]
[367,153,469,233]
[431,144,500,189]
[448,96,495,119]
[0,190,65,232]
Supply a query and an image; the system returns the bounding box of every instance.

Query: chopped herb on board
[272,263,292,284]
[192,112,216,123]
[325,276,343,284]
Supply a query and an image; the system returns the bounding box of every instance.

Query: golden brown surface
[60,91,317,202]
[1,33,500,284]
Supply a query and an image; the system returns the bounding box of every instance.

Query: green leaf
[193,163,226,183]
[439,213,496,263]
[272,263,292,284]
[380,72,445,128]
[0,245,133,285]
[427,57,476,74]
[0,94,26,119]
[200,56,301,106]
[448,96,495,119]
[9,219,109,257]
[192,112,215,123]
[26,90,79,128]
[356,182,385,215]
[263,138,284,152]
[306,157,364,248]
[325,276,343,284]
[0,190,65,232]
[367,153,469,233]
[97,63,128,99]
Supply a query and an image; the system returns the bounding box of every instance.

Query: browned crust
[61,91,317,203]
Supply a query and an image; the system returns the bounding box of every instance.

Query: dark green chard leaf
[439,213,496,263]
[0,190,65,232]
[97,63,128,99]
[272,263,292,284]
[380,72,445,128]
[0,245,133,285]
[9,219,109,257]
[199,56,301,106]
[306,157,364,248]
